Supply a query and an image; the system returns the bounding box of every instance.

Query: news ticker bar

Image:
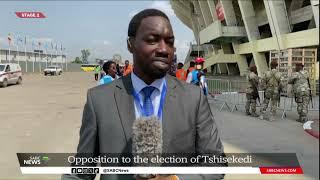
[20,167,303,175]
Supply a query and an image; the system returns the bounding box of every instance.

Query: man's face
[125,61,129,67]
[196,64,203,70]
[129,16,175,79]
[108,63,117,78]
[120,66,124,73]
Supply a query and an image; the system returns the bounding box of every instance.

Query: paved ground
[0,72,318,180]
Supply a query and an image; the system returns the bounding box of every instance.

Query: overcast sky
[0,1,195,63]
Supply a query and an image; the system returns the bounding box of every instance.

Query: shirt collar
[131,72,165,93]
[104,74,114,80]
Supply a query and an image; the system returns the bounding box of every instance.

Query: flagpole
[50,42,53,66]
[8,34,11,63]
[50,49,52,66]
[25,45,27,73]
[60,44,63,69]
[25,36,27,73]
[65,49,67,71]
[39,44,41,73]
[33,52,35,73]
[8,46,11,63]
[33,41,35,73]
[45,46,47,68]
[55,45,58,66]
[16,45,19,65]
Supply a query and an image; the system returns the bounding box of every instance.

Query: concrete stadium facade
[170,0,319,76]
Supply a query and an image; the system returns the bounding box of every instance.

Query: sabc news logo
[71,168,99,174]
[23,155,50,165]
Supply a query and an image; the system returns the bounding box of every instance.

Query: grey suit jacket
[62,74,224,180]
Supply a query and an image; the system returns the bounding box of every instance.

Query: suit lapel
[162,75,177,153]
[114,74,135,144]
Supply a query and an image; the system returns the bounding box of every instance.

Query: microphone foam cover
[132,116,162,154]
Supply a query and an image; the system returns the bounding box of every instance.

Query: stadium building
[170,0,319,76]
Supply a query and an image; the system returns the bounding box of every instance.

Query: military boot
[297,116,305,123]
[269,115,275,121]
[269,113,276,121]
[259,115,264,120]
[296,118,303,123]
[300,116,308,123]
[259,111,266,120]
[246,111,251,116]
[251,112,259,117]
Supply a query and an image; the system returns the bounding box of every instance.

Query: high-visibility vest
[176,69,187,81]
[187,67,195,75]
[190,70,200,85]
[123,65,133,76]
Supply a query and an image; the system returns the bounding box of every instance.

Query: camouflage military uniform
[260,69,282,120]
[245,72,259,116]
[288,70,310,122]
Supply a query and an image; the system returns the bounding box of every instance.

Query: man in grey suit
[63,9,224,180]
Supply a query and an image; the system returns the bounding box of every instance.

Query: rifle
[270,71,281,105]
[307,78,313,108]
[250,79,260,105]
[254,86,260,105]
[277,78,283,106]
[276,87,281,107]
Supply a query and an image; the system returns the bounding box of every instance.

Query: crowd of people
[94,56,209,95]
[93,59,134,85]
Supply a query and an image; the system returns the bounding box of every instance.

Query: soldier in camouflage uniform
[245,65,259,117]
[260,60,282,121]
[288,63,310,123]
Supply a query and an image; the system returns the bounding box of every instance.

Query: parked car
[0,63,23,88]
[44,66,63,76]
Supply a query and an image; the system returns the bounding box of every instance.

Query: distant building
[0,48,67,72]
[0,48,66,63]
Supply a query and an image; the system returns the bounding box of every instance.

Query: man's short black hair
[190,61,195,67]
[270,60,278,69]
[296,63,304,67]
[177,62,184,69]
[103,60,116,73]
[128,9,170,38]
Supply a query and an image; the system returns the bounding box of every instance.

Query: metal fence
[207,78,319,119]
[0,60,82,73]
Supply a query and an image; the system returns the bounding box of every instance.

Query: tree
[81,49,90,64]
[72,57,82,64]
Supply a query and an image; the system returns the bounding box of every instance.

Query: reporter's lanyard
[132,81,167,121]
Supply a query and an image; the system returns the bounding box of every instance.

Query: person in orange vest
[123,60,133,76]
[175,62,187,81]
[186,61,195,76]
